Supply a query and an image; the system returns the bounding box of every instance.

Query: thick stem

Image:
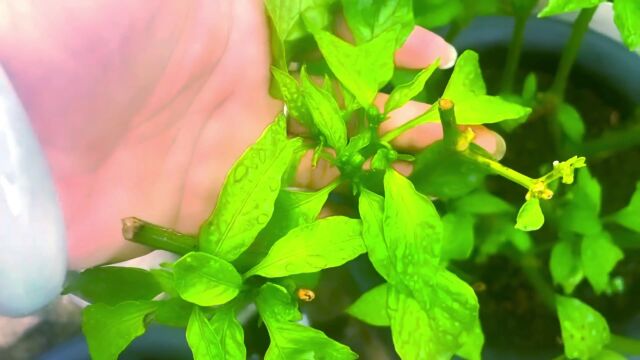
[550,7,597,98]
[122,217,197,255]
[501,15,528,93]
[438,98,458,149]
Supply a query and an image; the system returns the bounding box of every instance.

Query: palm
[3,0,279,268]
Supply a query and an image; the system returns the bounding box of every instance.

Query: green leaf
[63,266,162,306]
[550,239,584,294]
[515,198,544,231]
[300,68,348,150]
[442,212,475,261]
[610,181,640,232]
[614,0,640,50]
[265,0,335,42]
[411,141,488,199]
[384,60,440,114]
[187,306,223,360]
[418,50,530,125]
[383,169,481,357]
[82,301,157,360]
[314,27,398,107]
[539,0,605,17]
[414,0,463,28]
[245,216,366,278]
[210,307,246,360]
[560,168,603,236]
[341,0,414,46]
[174,252,242,307]
[556,103,586,143]
[256,283,357,359]
[346,283,390,326]
[387,273,482,359]
[271,67,311,125]
[150,269,178,297]
[556,295,610,359]
[236,183,336,270]
[154,298,192,328]
[452,190,513,215]
[358,189,393,281]
[199,116,297,260]
[384,169,442,267]
[581,231,623,294]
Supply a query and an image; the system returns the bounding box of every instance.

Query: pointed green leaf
[359,189,393,281]
[63,266,162,306]
[384,60,440,114]
[199,116,297,260]
[557,103,586,143]
[561,168,603,236]
[236,183,336,270]
[154,298,192,328]
[82,301,157,360]
[556,295,610,359]
[314,28,398,106]
[581,231,623,294]
[412,141,489,199]
[610,181,640,232]
[187,306,223,360]
[387,272,482,359]
[420,50,531,125]
[522,72,538,104]
[210,307,246,360]
[442,212,475,261]
[256,283,357,359]
[538,0,604,17]
[614,0,640,50]
[271,67,311,125]
[515,198,544,231]
[174,252,242,307]
[245,216,366,278]
[300,68,348,150]
[341,0,414,45]
[347,283,390,326]
[384,169,443,266]
[550,240,584,294]
[452,190,513,215]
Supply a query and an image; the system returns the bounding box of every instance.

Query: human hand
[0,0,503,315]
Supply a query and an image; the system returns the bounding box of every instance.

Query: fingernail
[440,44,458,69]
[492,132,507,160]
[0,67,67,317]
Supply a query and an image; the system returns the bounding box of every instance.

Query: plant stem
[379,107,436,143]
[438,98,458,148]
[608,334,640,355]
[122,217,197,255]
[550,7,597,98]
[461,150,536,189]
[501,14,528,93]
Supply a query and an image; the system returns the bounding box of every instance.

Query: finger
[394,27,458,70]
[376,94,506,160]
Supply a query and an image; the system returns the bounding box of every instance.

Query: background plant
[64,0,640,359]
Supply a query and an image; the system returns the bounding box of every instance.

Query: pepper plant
[63,0,640,359]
